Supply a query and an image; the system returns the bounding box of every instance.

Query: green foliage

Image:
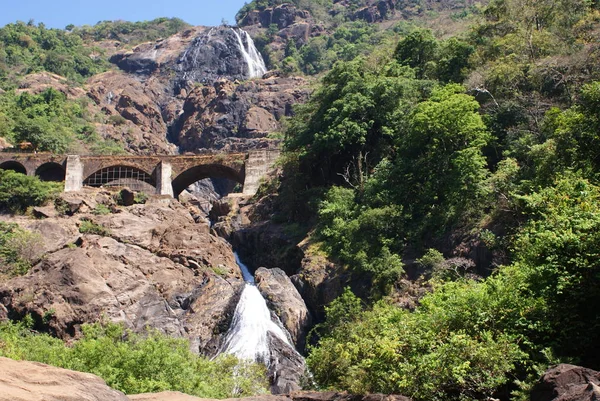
[0,88,84,152]
[0,222,43,277]
[0,169,61,212]
[79,219,110,236]
[511,176,600,365]
[0,321,268,397]
[317,186,405,295]
[92,204,111,215]
[286,57,431,186]
[133,192,149,204]
[0,21,108,85]
[308,287,526,400]
[71,18,189,45]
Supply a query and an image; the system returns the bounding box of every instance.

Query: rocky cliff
[0,189,243,355]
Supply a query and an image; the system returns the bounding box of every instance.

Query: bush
[0,222,43,277]
[308,287,525,400]
[79,219,110,236]
[0,170,61,213]
[0,321,268,397]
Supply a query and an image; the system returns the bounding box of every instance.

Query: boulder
[119,188,135,206]
[32,206,58,219]
[255,267,312,350]
[267,334,307,394]
[0,357,128,401]
[531,364,600,401]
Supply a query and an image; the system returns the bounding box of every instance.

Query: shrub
[92,204,111,215]
[79,219,110,236]
[0,222,43,277]
[0,170,61,213]
[0,320,268,397]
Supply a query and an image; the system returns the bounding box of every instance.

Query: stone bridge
[0,150,280,197]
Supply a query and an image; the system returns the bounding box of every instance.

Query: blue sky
[0,0,250,29]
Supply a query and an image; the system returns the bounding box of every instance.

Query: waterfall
[231,28,267,79]
[220,253,291,364]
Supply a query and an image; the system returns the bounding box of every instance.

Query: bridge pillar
[156,161,174,197]
[243,150,280,196]
[64,155,83,192]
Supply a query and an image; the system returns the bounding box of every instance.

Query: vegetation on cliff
[0,18,189,88]
[262,0,600,399]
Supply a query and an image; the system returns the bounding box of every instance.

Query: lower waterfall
[220,253,292,364]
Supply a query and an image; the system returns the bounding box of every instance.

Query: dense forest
[1,0,600,400]
[252,0,600,400]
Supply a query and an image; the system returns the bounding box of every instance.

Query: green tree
[0,169,61,212]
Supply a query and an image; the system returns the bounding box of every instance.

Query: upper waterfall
[175,26,267,85]
[230,28,267,79]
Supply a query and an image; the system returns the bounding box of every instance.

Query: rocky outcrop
[0,357,129,401]
[291,251,347,322]
[255,267,312,351]
[531,364,600,401]
[85,71,179,155]
[16,72,87,99]
[350,0,396,23]
[174,75,309,151]
[0,190,243,355]
[239,4,310,30]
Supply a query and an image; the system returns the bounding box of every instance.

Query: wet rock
[267,333,306,394]
[531,364,600,401]
[255,267,312,351]
[0,357,128,401]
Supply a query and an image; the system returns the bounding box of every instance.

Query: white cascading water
[231,28,267,79]
[220,253,291,364]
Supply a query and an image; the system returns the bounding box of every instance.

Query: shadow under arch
[0,161,27,175]
[83,165,156,192]
[36,162,66,182]
[172,164,244,198]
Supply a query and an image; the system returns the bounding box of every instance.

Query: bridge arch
[0,161,27,175]
[83,165,156,192]
[36,162,65,182]
[172,164,245,197]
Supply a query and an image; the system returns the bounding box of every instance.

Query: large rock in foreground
[531,364,600,401]
[0,357,128,401]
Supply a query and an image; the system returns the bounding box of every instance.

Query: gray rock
[255,267,312,351]
[267,332,306,394]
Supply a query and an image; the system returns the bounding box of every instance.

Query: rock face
[175,26,264,83]
[255,267,312,351]
[174,75,309,151]
[531,364,600,401]
[0,190,243,355]
[0,357,129,401]
[267,334,307,394]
